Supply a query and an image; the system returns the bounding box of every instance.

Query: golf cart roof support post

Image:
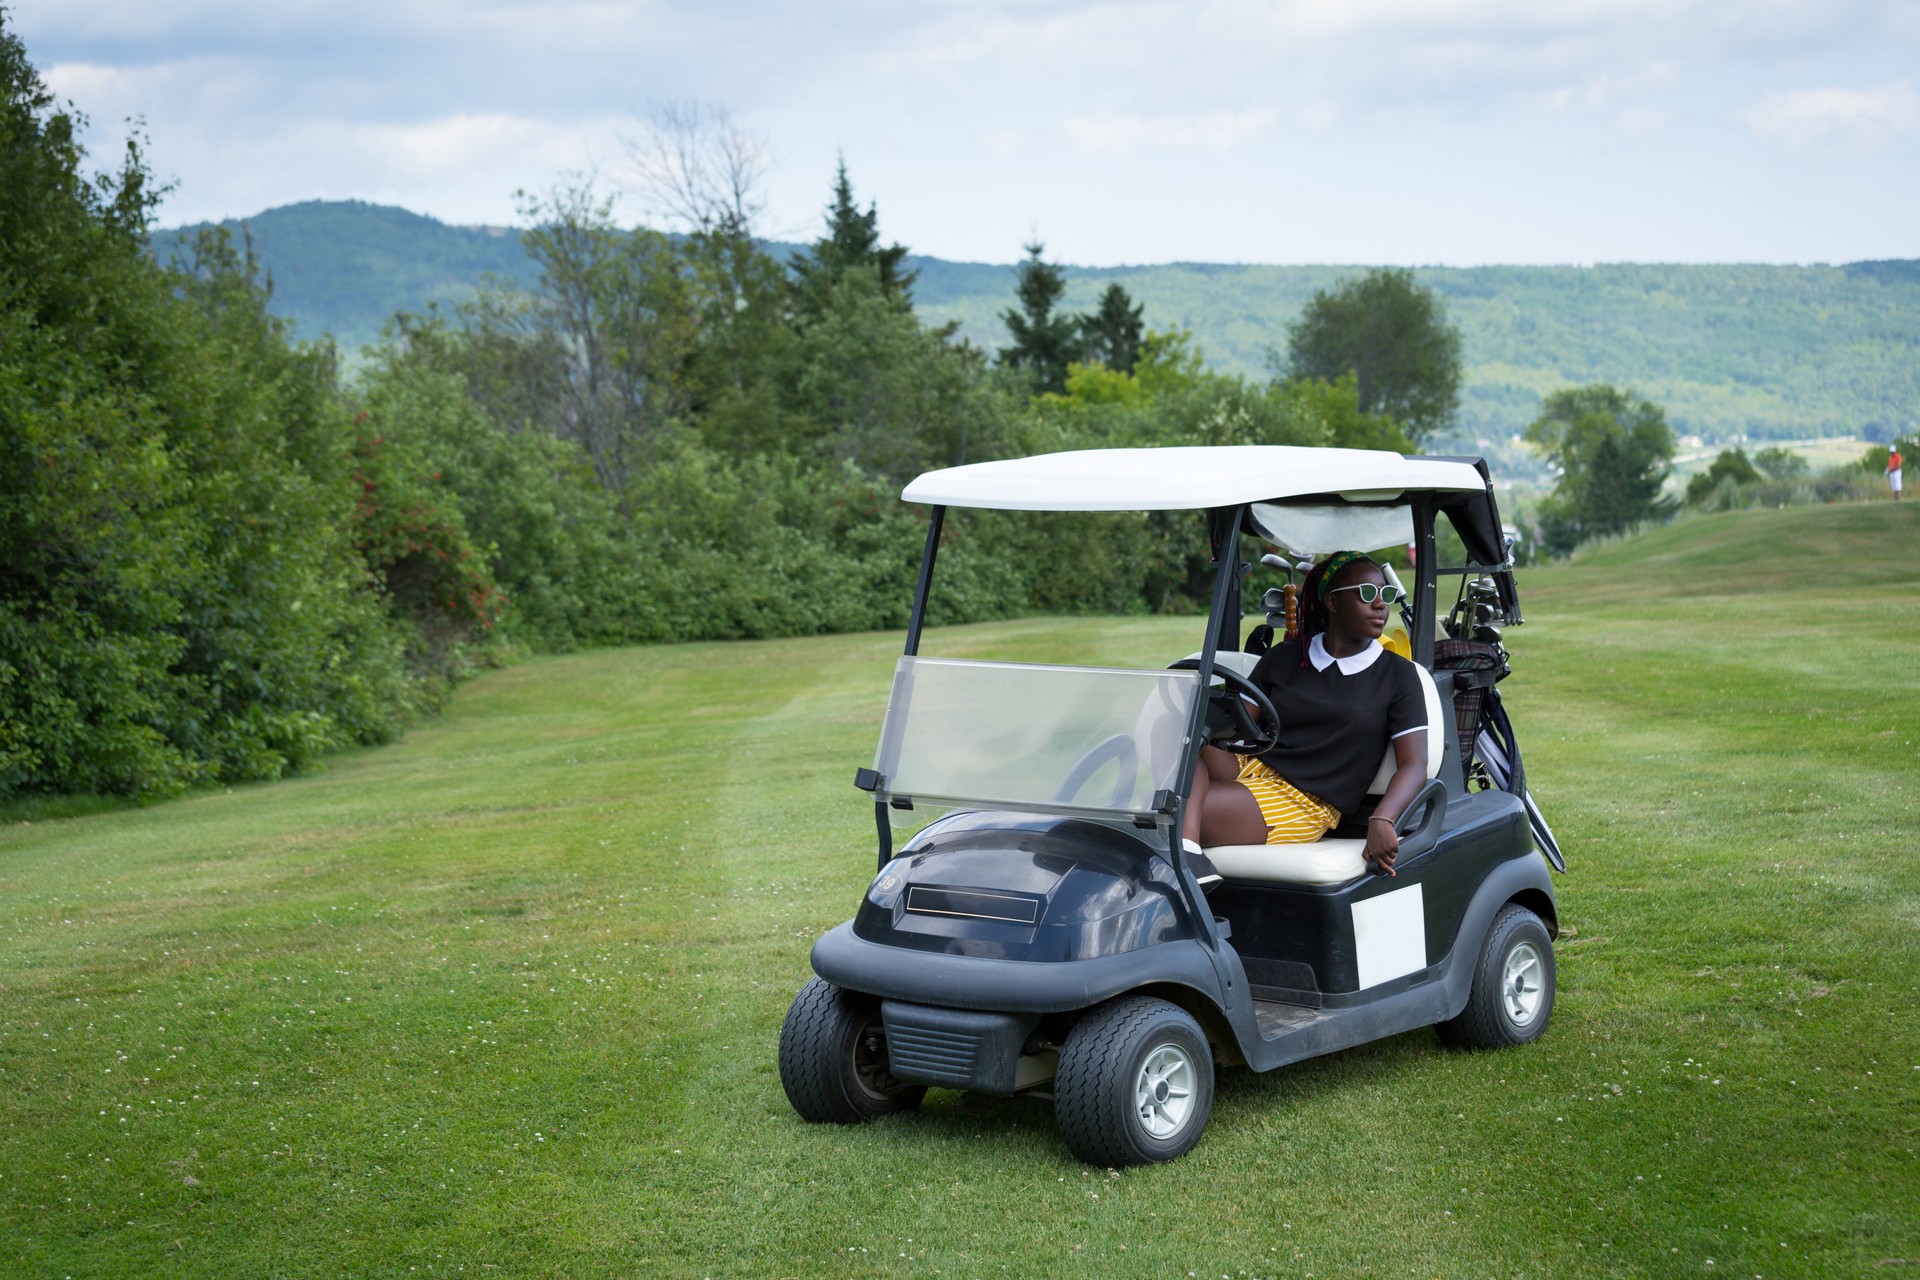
[904,505,946,657]
[1169,504,1249,954]
[1409,496,1438,668]
[887,504,942,867]
[1208,506,1242,656]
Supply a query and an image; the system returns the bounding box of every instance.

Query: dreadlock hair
[1297,553,1378,668]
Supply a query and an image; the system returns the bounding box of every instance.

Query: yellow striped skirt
[1235,755,1340,844]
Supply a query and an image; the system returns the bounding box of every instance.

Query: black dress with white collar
[1247,635,1427,818]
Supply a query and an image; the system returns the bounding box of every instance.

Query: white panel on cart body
[1352,883,1427,990]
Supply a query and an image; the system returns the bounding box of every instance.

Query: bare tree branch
[622,101,771,240]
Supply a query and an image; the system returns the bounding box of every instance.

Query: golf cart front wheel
[779,978,926,1123]
[1054,997,1215,1166]
[1437,903,1556,1049]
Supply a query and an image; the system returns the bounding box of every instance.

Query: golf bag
[1474,686,1565,873]
[1434,637,1562,872]
[1432,637,1508,769]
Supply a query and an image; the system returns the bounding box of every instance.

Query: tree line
[2,23,1464,802]
[149,204,1920,456]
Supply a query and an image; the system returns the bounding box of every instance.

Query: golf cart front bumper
[810,921,1224,1014]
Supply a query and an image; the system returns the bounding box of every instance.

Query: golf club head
[1260,552,1297,584]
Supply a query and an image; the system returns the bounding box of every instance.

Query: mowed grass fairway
[4,503,1917,1279]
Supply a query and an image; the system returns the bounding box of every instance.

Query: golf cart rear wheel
[1437,904,1555,1049]
[778,978,926,1123]
[1055,997,1215,1166]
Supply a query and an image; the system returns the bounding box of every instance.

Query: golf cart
[778,446,1561,1165]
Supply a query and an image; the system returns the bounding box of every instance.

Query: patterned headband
[1315,550,1374,598]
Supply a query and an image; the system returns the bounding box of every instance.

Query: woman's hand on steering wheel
[1167,660,1281,755]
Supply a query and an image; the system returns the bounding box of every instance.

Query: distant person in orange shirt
[1890,444,1904,501]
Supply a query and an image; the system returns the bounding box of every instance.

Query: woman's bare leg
[1182,746,1271,847]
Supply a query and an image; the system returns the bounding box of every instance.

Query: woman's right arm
[1364,731,1429,873]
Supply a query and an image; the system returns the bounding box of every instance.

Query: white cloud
[347,113,604,183]
[880,0,1890,106]
[1741,81,1919,151]
[1611,107,1672,137]
[150,109,629,227]
[40,60,120,101]
[1294,99,1341,133]
[1063,109,1277,155]
[15,0,1920,261]
[44,57,272,122]
[1582,62,1678,109]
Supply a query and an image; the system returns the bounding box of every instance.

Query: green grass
[5,505,1919,1278]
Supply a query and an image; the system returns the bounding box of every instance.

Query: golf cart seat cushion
[1205,664,1445,886]
[1206,837,1368,886]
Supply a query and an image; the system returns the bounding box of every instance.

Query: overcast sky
[14,0,1919,266]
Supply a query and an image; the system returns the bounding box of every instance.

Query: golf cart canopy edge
[900,446,1488,511]
[902,446,1520,625]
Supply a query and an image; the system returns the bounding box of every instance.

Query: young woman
[1182,551,1430,881]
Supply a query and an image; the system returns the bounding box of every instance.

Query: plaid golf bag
[1431,637,1508,772]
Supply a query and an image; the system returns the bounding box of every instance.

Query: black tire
[1436,904,1555,1049]
[1054,997,1215,1166]
[778,978,926,1123]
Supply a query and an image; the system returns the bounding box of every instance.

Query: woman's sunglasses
[1325,582,1404,605]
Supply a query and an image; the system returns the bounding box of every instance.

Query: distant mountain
[154,201,1920,447]
[152,201,542,355]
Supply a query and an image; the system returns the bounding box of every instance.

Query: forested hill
[153,200,1920,446]
[152,201,544,351]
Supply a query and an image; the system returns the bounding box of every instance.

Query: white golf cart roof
[902,446,1487,512]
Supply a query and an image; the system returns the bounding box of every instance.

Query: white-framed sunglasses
[1325,582,1404,605]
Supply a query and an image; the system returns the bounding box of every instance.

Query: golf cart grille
[880,1002,1037,1093]
[886,1024,984,1083]
[904,885,1041,925]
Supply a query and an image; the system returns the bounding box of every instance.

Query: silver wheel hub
[1134,1042,1196,1138]
[1502,941,1545,1027]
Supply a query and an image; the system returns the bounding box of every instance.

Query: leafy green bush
[1686,448,1763,506]
[0,25,453,801]
[1682,443,1902,516]
[623,440,922,640]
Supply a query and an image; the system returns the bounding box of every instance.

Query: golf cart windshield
[871,658,1202,824]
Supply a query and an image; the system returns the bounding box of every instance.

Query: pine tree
[1079,282,1144,374]
[998,241,1078,394]
[789,159,916,320]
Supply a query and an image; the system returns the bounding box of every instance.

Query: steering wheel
[1052,733,1141,808]
[1167,659,1281,755]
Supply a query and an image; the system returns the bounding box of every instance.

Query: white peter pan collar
[1308,632,1384,675]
